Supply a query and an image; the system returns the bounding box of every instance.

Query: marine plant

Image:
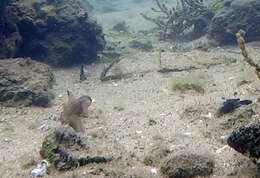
[141,0,214,41]
[40,128,112,171]
[236,29,260,80]
[171,78,204,93]
[80,64,86,81]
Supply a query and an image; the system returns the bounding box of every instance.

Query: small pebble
[3,138,11,143]
[216,145,229,154]
[183,132,192,138]
[151,168,157,176]
[136,130,143,134]
[219,135,229,144]
[40,124,49,131]
[139,146,145,150]
[0,118,7,123]
[112,82,118,87]
[48,114,57,121]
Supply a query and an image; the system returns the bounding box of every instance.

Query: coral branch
[236,29,260,79]
[141,0,213,40]
[100,59,122,81]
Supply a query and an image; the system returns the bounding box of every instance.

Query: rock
[39,124,49,131]
[0,57,54,107]
[0,0,105,66]
[143,142,170,166]
[227,123,260,165]
[219,105,254,130]
[112,21,128,33]
[160,152,214,178]
[128,40,153,51]
[208,0,260,44]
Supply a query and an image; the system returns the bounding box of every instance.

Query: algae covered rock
[160,152,214,178]
[143,143,170,167]
[40,127,112,171]
[227,123,260,165]
[208,0,260,44]
[0,57,54,107]
[0,0,105,66]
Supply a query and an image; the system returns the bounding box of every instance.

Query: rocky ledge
[208,0,260,44]
[0,57,54,107]
[0,0,105,66]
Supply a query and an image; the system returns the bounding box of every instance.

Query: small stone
[219,135,228,144]
[0,118,7,123]
[200,112,212,119]
[149,119,157,126]
[136,130,143,134]
[183,132,191,138]
[112,82,118,87]
[40,124,49,131]
[216,145,229,154]
[139,146,145,150]
[3,138,11,143]
[151,168,157,176]
[48,114,57,121]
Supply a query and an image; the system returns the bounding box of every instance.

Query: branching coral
[141,0,213,40]
[236,29,260,80]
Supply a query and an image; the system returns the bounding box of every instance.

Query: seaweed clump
[141,0,214,40]
[40,127,112,171]
[171,78,205,94]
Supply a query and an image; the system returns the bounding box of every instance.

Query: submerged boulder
[0,57,54,107]
[160,152,214,178]
[0,0,105,66]
[227,123,260,165]
[208,0,260,44]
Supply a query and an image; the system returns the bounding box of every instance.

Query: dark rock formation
[0,0,105,66]
[128,40,153,51]
[0,57,54,107]
[0,0,9,15]
[216,98,252,117]
[208,0,260,44]
[227,123,260,165]
[160,152,214,178]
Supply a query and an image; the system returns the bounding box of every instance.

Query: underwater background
[0,0,260,177]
